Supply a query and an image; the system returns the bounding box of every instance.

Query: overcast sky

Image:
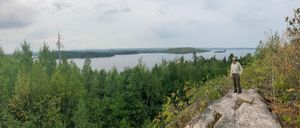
[0,0,299,53]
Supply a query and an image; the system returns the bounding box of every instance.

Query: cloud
[153,22,180,39]
[103,8,131,15]
[53,1,72,11]
[0,0,34,29]
[98,7,132,22]
[0,18,31,29]
[26,30,52,40]
[98,8,132,20]
[157,4,169,15]
[1,0,300,53]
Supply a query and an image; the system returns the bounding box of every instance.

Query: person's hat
[232,57,237,60]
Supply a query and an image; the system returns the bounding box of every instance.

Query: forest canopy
[0,41,248,127]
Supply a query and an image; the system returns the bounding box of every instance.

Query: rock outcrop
[185,89,281,128]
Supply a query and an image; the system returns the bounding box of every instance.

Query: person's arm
[229,64,232,77]
[239,62,243,75]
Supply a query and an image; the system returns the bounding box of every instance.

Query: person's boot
[238,90,242,94]
[234,89,237,93]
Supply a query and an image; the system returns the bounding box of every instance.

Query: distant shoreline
[35,47,209,59]
[32,47,256,59]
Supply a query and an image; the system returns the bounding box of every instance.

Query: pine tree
[38,43,56,75]
[14,40,33,71]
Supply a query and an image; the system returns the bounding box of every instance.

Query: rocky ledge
[185,89,281,128]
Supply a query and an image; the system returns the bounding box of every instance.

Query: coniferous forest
[0,41,252,127]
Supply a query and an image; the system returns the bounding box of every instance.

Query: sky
[0,0,299,53]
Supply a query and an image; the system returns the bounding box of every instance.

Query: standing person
[230,57,243,94]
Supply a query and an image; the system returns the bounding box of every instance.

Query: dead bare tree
[56,33,64,64]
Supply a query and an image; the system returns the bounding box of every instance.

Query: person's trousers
[232,74,241,91]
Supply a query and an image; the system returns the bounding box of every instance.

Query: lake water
[70,49,256,71]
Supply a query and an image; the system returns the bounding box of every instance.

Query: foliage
[151,8,300,128]
[0,41,232,127]
[240,8,300,128]
[153,76,232,128]
[38,43,56,75]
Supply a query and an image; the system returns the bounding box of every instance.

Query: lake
[70,48,256,71]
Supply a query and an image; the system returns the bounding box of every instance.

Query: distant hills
[52,47,211,59]
[32,47,255,59]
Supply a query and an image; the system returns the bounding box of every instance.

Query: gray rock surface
[185,89,281,128]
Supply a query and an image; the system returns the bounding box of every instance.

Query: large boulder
[185,89,281,128]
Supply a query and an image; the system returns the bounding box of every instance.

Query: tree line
[0,41,253,127]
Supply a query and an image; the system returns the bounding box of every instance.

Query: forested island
[213,50,226,53]
[44,47,210,59]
